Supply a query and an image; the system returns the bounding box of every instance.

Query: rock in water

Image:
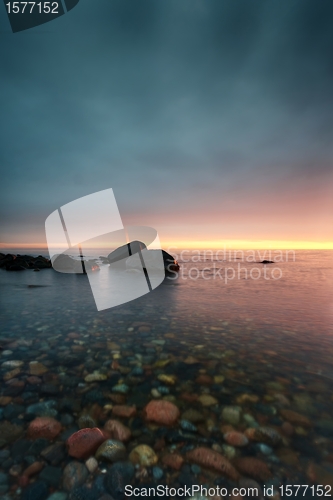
[0,421,24,447]
[129,445,157,467]
[27,417,62,440]
[85,372,107,382]
[104,420,131,442]
[246,426,283,446]
[21,480,48,500]
[95,439,126,462]
[78,414,97,429]
[66,428,106,459]
[221,406,241,425]
[108,241,147,264]
[197,394,218,406]
[26,401,58,418]
[181,409,204,423]
[105,462,135,500]
[85,457,98,473]
[40,442,66,465]
[280,409,312,428]
[161,453,184,470]
[62,461,89,491]
[144,400,180,425]
[157,374,177,385]
[1,360,24,369]
[186,447,239,480]
[152,466,164,480]
[112,405,137,418]
[112,384,129,394]
[307,463,333,489]
[233,457,272,481]
[223,431,249,447]
[29,361,48,376]
[180,419,197,432]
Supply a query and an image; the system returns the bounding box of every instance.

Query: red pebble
[27,417,62,440]
[18,476,30,487]
[66,427,106,459]
[223,431,249,447]
[144,400,180,426]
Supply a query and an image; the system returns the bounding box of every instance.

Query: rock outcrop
[0,253,52,271]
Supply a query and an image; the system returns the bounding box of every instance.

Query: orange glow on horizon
[1,240,333,250]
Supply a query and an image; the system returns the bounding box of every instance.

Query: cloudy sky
[1,0,332,249]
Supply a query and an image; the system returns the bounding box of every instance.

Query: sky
[1,0,333,250]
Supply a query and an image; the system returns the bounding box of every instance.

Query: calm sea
[0,248,333,495]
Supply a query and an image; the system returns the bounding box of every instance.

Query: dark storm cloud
[0,0,332,241]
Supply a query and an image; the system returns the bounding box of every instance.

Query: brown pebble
[9,464,22,477]
[28,417,62,440]
[68,332,81,339]
[22,461,44,478]
[0,396,12,405]
[280,409,312,428]
[104,420,131,442]
[161,453,184,470]
[195,374,213,385]
[154,438,166,452]
[281,421,294,437]
[26,376,42,385]
[112,405,137,418]
[3,368,21,381]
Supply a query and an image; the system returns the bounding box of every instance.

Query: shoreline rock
[0,253,52,271]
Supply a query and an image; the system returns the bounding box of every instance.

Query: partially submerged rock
[0,253,51,271]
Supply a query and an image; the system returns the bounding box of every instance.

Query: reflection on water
[0,250,332,498]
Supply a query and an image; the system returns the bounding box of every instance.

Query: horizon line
[1,240,333,251]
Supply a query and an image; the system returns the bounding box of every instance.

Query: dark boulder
[108,241,180,273]
[52,254,99,274]
[1,254,52,271]
[6,263,26,271]
[161,250,180,272]
[107,240,147,265]
[33,258,52,269]
[0,254,15,268]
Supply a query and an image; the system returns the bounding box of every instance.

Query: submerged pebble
[129,445,157,466]
[180,419,197,432]
[95,439,126,462]
[0,278,331,499]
